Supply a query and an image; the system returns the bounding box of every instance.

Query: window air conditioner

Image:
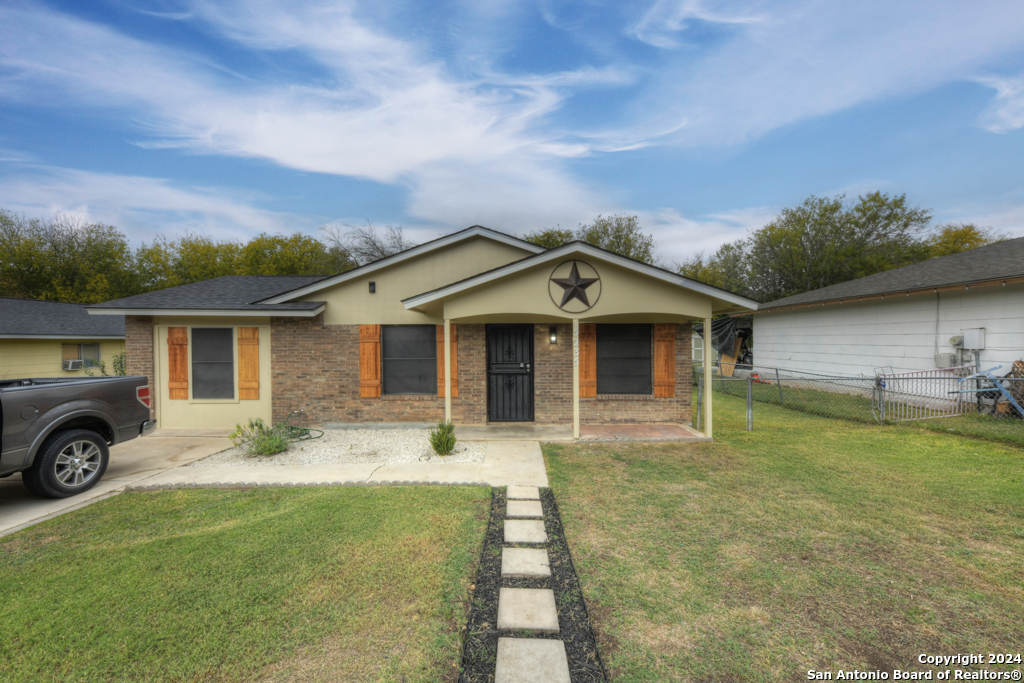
[63,359,85,371]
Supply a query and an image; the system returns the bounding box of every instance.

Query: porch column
[573,318,580,440]
[703,316,713,439]
[444,318,452,422]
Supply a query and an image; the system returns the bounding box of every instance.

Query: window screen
[81,344,101,366]
[382,325,436,395]
[192,328,234,399]
[596,324,652,395]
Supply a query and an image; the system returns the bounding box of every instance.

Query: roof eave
[0,334,125,340]
[85,305,326,318]
[259,226,546,304]
[402,242,760,310]
[754,274,1024,314]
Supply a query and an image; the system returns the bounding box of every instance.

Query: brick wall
[270,318,692,426]
[125,315,155,418]
[579,323,692,424]
[271,317,490,426]
[534,323,573,425]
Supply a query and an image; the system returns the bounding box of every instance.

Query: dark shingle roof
[87,276,327,312]
[759,237,1024,309]
[0,298,125,337]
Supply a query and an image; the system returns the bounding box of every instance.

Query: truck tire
[22,429,110,499]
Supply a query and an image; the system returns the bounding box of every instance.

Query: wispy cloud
[631,0,767,49]
[976,73,1024,133]
[1,0,1023,251]
[0,166,309,241]
[624,0,1024,147]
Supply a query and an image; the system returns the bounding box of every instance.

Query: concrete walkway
[133,440,549,490]
[495,485,571,683]
[0,434,231,537]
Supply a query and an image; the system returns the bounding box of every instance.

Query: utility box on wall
[934,353,957,368]
[962,328,986,350]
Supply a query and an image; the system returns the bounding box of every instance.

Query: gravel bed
[187,428,485,467]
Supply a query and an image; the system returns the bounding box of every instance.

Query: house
[752,237,1024,376]
[0,297,126,380]
[86,226,757,438]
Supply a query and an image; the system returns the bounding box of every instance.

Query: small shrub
[230,418,289,457]
[429,420,457,456]
[112,351,127,376]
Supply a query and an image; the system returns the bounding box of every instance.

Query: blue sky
[2,0,1024,263]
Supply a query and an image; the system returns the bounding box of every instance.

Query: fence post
[696,375,703,433]
[746,374,753,431]
[775,368,784,405]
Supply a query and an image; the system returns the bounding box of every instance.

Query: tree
[678,242,750,294]
[0,210,141,303]
[321,220,415,265]
[926,222,1006,258]
[239,233,354,276]
[680,193,934,302]
[522,226,574,249]
[523,214,658,264]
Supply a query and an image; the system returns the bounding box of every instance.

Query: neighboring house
[0,297,126,380]
[752,237,1024,376]
[86,226,757,436]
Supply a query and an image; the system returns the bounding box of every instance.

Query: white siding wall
[754,283,1024,376]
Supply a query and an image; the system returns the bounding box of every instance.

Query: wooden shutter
[436,324,459,398]
[167,327,189,399]
[359,324,381,398]
[653,323,676,398]
[238,327,259,400]
[578,323,597,398]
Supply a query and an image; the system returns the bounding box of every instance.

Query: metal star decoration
[551,261,599,308]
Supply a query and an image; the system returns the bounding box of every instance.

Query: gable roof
[86,276,327,316]
[0,297,125,338]
[401,240,760,312]
[259,225,545,304]
[757,237,1024,312]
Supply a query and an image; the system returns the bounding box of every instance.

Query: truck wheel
[22,429,110,499]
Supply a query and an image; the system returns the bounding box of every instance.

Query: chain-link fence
[692,364,1024,447]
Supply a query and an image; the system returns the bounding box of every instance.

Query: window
[692,334,703,362]
[191,328,234,399]
[382,325,436,395]
[62,343,101,367]
[596,324,652,394]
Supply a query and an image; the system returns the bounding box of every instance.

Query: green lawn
[547,392,1024,681]
[706,377,1024,447]
[0,487,489,683]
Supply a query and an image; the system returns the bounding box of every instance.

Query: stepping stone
[502,548,551,578]
[497,587,560,632]
[495,637,571,683]
[504,519,547,544]
[507,500,544,519]
[507,485,541,500]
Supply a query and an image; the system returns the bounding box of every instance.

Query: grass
[546,392,1024,681]
[706,378,1024,447]
[0,486,490,683]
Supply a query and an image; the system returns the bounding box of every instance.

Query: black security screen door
[487,325,534,422]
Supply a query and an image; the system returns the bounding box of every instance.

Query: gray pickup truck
[0,376,156,498]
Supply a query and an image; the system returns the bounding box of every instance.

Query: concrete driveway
[0,434,231,537]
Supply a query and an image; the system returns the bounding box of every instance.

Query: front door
[486,324,534,422]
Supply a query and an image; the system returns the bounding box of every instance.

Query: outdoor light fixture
[549,326,558,344]
[368,281,376,293]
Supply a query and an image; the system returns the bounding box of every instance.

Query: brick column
[125,315,155,418]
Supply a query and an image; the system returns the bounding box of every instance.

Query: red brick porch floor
[579,423,709,442]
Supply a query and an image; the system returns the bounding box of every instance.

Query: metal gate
[486,324,534,422]
[873,366,974,422]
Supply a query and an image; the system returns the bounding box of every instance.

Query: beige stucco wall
[440,257,713,323]
[302,236,536,324]
[0,338,126,381]
[153,317,272,430]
